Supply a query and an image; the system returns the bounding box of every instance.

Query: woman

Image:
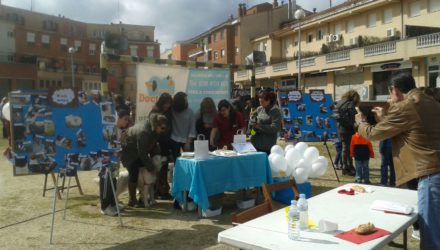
[100,109,130,216]
[210,99,246,149]
[195,97,217,150]
[170,92,196,160]
[121,113,169,207]
[249,90,282,155]
[149,93,173,198]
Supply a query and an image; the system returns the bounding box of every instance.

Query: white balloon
[285,162,295,177]
[309,161,328,178]
[284,144,294,154]
[293,167,308,184]
[2,102,10,121]
[294,158,305,170]
[303,147,319,163]
[313,156,328,166]
[285,148,302,169]
[269,154,287,175]
[294,142,308,155]
[270,145,284,156]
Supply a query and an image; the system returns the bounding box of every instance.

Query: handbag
[194,134,209,160]
[233,129,247,144]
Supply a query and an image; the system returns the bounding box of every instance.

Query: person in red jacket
[350,127,374,183]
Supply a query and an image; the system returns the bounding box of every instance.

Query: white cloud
[2,0,344,51]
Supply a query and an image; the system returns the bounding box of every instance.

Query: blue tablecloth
[172,152,272,210]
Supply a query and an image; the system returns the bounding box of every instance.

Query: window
[41,34,50,48]
[235,47,239,54]
[147,46,154,58]
[130,45,138,57]
[221,49,225,57]
[60,38,67,52]
[383,8,393,23]
[409,1,421,17]
[214,51,219,60]
[74,40,81,52]
[429,0,440,12]
[39,80,44,88]
[317,30,324,40]
[26,32,35,46]
[212,34,216,42]
[7,31,14,38]
[294,35,299,46]
[220,30,224,40]
[346,20,354,33]
[89,43,96,56]
[367,13,376,28]
[307,33,313,43]
[57,80,62,87]
[334,23,342,34]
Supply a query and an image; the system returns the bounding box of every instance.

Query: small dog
[115,155,166,207]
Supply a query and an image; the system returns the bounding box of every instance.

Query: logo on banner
[288,91,303,103]
[310,89,326,102]
[139,75,175,104]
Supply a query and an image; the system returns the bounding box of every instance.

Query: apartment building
[235,0,440,101]
[0,3,160,100]
[173,2,298,66]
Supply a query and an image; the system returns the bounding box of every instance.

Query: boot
[128,182,137,207]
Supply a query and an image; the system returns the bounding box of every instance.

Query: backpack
[330,100,354,128]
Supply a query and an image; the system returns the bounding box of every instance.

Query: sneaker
[101,206,118,216]
[412,229,420,240]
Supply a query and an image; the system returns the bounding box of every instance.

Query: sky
[2,0,345,52]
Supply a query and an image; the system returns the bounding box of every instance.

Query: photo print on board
[55,135,73,150]
[14,140,32,153]
[296,104,306,112]
[12,106,24,123]
[282,108,291,119]
[79,154,92,171]
[76,129,87,148]
[78,90,90,105]
[32,134,45,153]
[44,120,55,136]
[280,96,288,107]
[324,118,331,129]
[100,102,115,124]
[28,121,45,135]
[14,155,28,175]
[319,104,328,114]
[28,152,55,173]
[10,94,31,106]
[89,151,102,170]
[102,125,117,142]
[315,116,324,129]
[13,124,26,141]
[64,153,79,176]
[294,117,303,126]
[45,139,56,155]
[306,115,313,126]
[65,114,82,128]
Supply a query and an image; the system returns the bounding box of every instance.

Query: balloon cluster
[268,142,328,184]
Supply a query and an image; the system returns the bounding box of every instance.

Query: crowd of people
[99,89,282,215]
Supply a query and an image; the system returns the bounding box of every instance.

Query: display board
[9,89,118,176]
[136,64,230,122]
[278,89,338,142]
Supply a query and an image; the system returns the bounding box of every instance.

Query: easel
[323,137,340,183]
[43,171,84,199]
[49,167,122,244]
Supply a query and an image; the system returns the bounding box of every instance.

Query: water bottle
[288,200,300,240]
[297,193,309,230]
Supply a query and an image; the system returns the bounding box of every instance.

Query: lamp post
[68,47,76,89]
[294,9,306,91]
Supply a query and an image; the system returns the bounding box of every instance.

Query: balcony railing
[272,62,288,72]
[296,57,315,68]
[255,66,266,75]
[237,70,248,78]
[417,32,440,49]
[364,41,396,57]
[326,50,350,63]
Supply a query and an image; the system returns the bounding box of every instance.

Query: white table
[218,184,418,250]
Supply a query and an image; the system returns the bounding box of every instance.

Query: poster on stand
[278,89,338,142]
[136,64,230,122]
[9,89,119,176]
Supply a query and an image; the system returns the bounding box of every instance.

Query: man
[120,113,169,207]
[355,73,440,249]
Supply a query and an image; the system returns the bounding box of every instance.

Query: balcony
[364,41,396,57]
[296,57,315,68]
[237,70,249,78]
[188,47,204,58]
[417,32,440,49]
[326,50,350,63]
[255,66,266,75]
[272,62,288,72]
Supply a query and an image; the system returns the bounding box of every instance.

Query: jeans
[334,148,342,166]
[341,133,354,170]
[418,172,440,250]
[354,160,369,182]
[380,149,395,186]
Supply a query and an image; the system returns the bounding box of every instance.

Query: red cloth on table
[335,227,391,244]
[337,188,355,195]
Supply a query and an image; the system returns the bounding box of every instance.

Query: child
[379,138,395,186]
[333,138,342,169]
[350,127,374,183]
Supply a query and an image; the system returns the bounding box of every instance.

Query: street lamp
[68,47,76,89]
[294,8,306,91]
